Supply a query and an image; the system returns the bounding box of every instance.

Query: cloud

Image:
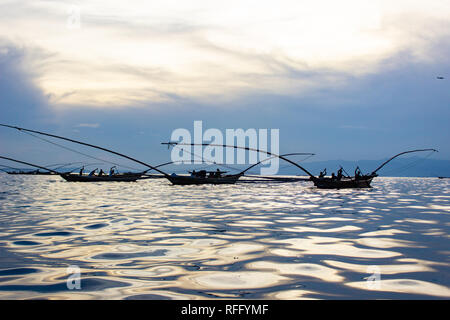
[0,1,449,108]
[0,1,449,166]
[0,41,51,123]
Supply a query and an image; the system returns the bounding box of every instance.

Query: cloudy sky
[0,0,449,169]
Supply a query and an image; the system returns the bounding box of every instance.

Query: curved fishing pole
[51,162,88,171]
[156,144,315,176]
[0,156,60,174]
[21,130,142,172]
[152,153,314,176]
[0,124,170,177]
[278,153,315,171]
[238,153,315,175]
[371,149,438,175]
[162,142,317,178]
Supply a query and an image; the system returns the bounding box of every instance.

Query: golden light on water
[1,175,449,299]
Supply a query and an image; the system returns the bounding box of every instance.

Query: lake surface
[0,174,449,299]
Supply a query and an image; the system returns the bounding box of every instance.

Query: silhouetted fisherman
[331,172,336,180]
[337,168,343,180]
[79,166,84,176]
[98,169,104,176]
[109,166,116,176]
[355,166,362,180]
[319,168,327,178]
[88,168,97,176]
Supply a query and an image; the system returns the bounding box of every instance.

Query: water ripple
[0,175,449,299]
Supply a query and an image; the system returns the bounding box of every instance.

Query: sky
[0,0,449,171]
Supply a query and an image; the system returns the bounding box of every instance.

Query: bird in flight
[437,76,445,79]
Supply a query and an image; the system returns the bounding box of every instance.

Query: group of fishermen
[318,166,363,180]
[191,168,223,179]
[79,166,118,177]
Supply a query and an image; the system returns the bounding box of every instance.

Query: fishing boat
[166,170,241,185]
[0,124,315,186]
[158,151,312,185]
[309,149,438,189]
[161,142,438,189]
[0,124,172,182]
[310,174,375,189]
[0,156,145,182]
[0,165,55,175]
[60,172,141,182]
[9,169,56,175]
[0,124,437,189]
[0,156,62,177]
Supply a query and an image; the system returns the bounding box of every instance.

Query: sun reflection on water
[0,175,449,299]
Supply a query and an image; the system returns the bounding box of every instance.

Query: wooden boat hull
[312,176,374,189]
[7,171,56,175]
[167,174,241,185]
[60,173,140,182]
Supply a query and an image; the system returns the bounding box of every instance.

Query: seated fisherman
[337,168,343,180]
[355,166,362,180]
[109,166,116,176]
[319,168,327,178]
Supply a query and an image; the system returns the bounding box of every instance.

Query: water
[0,174,449,299]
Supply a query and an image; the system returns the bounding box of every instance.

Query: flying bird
[437,76,445,79]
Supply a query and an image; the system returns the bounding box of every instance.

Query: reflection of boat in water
[60,172,141,182]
